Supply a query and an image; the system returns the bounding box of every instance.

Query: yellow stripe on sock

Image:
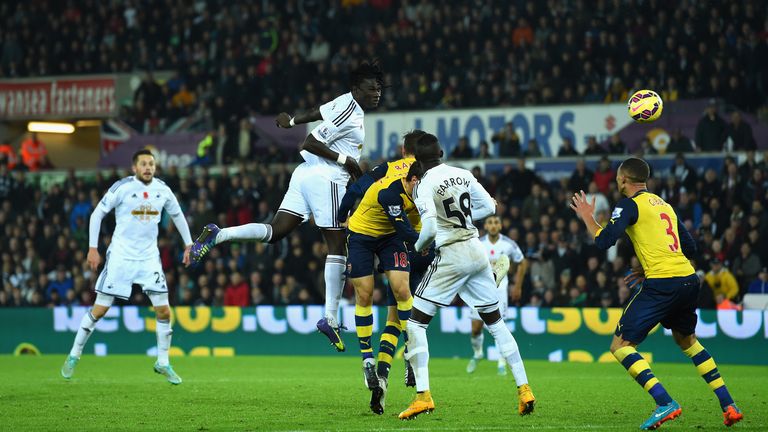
[378,352,393,364]
[696,358,716,376]
[361,348,373,354]
[709,377,725,390]
[397,297,414,311]
[385,320,402,331]
[355,304,373,315]
[643,377,660,391]
[356,325,373,338]
[613,346,636,362]
[380,332,399,347]
[683,341,704,358]
[627,359,649,378]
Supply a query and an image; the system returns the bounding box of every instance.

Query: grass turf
[0,355,765,431]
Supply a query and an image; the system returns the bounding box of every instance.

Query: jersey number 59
[442,192,472,229]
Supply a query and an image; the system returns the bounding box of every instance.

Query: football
[627,89,663,123]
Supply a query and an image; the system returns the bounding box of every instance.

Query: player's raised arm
[675,216,697,259]
[413,183,437,252]
[163,190,194,267]
[275,107,323,128]
[378,187,419,245]
[468,176,496,220]
[338,161,389,222]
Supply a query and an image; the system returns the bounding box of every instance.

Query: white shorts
[278,162,346,229]
[94,251,166,300]
[469,278,508,321]
[414,238,500,316]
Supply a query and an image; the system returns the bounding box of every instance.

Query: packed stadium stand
[1,0,767,309]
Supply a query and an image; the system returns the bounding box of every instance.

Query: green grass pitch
[1,356,765,431]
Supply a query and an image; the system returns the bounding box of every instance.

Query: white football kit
[412,164,499,313]
[89,176,192,300]
[469,234,525,320]
[279,92,365,228]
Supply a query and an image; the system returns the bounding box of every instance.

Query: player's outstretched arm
[675,217,697,259]
[302,134,362,180]
[338,162,391,222]
[511,258,529,301]
[378,189,420,245]
[87,206,109,271]
[275,108,322,128]
[468,176,496,220]
[164,192,194,267]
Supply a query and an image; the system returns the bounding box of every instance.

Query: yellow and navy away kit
[337,157,415,222]
[594,190,695,278]
[348,174,421,243]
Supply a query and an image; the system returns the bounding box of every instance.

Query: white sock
[470,332,484,359]
[216,223,272,244]
[405,320,430,392]
[156,319,172,366]
[486,320,528,386]
[324,255,346,323]
[70,311,98,357]
[497,353,507,368]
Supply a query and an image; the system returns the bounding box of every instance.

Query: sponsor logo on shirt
[610,207,623,223]
[388,205,402,217]
[131,204,160,222]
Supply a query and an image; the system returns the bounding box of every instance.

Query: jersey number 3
[660,213,679,252]
[442,192,472,229]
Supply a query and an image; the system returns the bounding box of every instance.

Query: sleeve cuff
[594,227,603,239]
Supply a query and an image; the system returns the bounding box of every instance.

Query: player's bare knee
[609,335,634,354]
[409,307,433,326]
[673,331,697,350]
[155,306,171,321]
[90,305,109,320]
[479,309,502,326]
[471,320,484,336]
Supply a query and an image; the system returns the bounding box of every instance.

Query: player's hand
[86,247,101,272]
[624,266,645,290]
[182,245,192,267]
[275,112,293,128]
[569,190,596,221]
[343,158,363,181]
[511,285,522,302]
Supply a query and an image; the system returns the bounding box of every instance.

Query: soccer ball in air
[627,90,663,123]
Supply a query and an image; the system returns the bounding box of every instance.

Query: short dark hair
[414,133,442,163]
[350,60,384,88]
[403,129,426,155]
[132,149,154,164]
[619,157,650,183]
[406,161,424,182]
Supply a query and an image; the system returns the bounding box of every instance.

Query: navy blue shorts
[387,245,436,306]
[616,274,700,344]
[347,231,409,278]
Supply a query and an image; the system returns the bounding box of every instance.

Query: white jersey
[94,176,187,260]
[479,234,524,265]
[303,92,365,184]
[414,164,496,249]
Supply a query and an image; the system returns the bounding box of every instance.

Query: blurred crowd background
[1,0,767,135]
[1,0,767,310]
[2,151,767,309]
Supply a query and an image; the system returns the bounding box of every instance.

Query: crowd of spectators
[2,0,767,135]
[1,149,766,310]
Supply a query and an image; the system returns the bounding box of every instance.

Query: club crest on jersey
[388,205,402,217]
[318,126,331,140]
